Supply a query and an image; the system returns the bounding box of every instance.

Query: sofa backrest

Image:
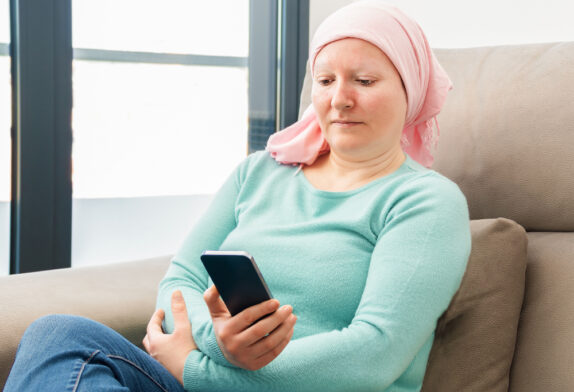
[298,42,574,232]
[433,43,574,231]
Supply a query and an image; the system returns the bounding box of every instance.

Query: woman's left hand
[143,290,198,385]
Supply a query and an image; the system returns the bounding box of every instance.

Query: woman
[5,1,471,391]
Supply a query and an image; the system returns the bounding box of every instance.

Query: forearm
[182,320,431,392]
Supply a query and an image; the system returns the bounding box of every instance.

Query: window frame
[10,0,73,273]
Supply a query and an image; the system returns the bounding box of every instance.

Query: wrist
[182,350,204,391]
[175,348,200,385]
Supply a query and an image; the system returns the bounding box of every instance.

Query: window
[71,0,250,267]
[8,0,307,274]
[0,1,10,275]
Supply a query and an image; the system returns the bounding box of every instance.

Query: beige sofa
[1,42,573,391]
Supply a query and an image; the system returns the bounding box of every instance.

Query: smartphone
[200,250,273,316]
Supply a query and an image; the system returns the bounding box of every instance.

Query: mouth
[331,120,363,128]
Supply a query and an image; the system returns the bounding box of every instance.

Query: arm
[181,176,471,392]
[158,155,296,369]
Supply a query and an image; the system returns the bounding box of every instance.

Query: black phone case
[200,251,273,316]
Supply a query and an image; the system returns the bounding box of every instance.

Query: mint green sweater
[157,151,471,392]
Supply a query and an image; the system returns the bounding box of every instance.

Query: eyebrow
[313,58,384,75]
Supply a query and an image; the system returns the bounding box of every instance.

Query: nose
[331,80,354,111]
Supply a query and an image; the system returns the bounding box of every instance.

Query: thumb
[203,285,230,318]
[171,290,191,331]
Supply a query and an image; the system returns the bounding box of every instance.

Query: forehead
[313,37,394,73]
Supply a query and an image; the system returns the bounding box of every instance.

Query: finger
[203,285,231,318]
[229,299,281,333]
[171,290,191,331]
[146,308,166,337]
[142,334,150,352]
[240,304,293,346]
[249,313,297,356]
[251,323,296,370]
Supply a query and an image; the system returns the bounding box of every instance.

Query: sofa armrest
[0,256,171,389]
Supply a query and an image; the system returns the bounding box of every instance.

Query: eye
[358,79,375,86]
[316,78,333,86]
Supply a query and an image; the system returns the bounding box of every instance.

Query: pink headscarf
[266,0,452,168]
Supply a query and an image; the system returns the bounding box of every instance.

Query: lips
[331,120,363,127]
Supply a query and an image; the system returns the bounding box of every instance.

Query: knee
[21,314,96,347]
[25,314,83,335]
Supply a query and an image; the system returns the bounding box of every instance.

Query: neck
[304,147,406,192]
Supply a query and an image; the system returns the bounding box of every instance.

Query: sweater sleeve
[156,163,241,367]
[181,175,472,392]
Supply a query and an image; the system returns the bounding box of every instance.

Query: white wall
[310,0,574,48]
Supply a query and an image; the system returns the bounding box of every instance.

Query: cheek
[311,87,328,110]
[372,90,408,121]
[311,88,331,126]
[393,83,409,118]
[396,92,408,121]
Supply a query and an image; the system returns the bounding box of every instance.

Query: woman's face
[312,38,407,161]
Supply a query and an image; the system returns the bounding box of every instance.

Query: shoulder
[384,156,469,222]
[377,158,471,259]
[234,150,295,184]
[398,156,466,204]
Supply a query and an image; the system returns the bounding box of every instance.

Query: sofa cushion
[509,232,574,392]
[421,218,527,392]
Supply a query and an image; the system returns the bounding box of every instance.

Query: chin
[330,144,373,159]
[328,135,368,153]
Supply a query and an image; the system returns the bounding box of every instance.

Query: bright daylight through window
[72,0,248,199]
[71,0,249,267]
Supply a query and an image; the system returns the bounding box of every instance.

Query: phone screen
[200,251,273,316]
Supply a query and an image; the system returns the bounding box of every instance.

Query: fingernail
[268,299,279,309]
[281,305,292,313]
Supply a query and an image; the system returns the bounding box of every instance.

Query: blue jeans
[5,315,187,392]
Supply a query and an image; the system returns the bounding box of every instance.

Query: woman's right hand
[203,285,297,371]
